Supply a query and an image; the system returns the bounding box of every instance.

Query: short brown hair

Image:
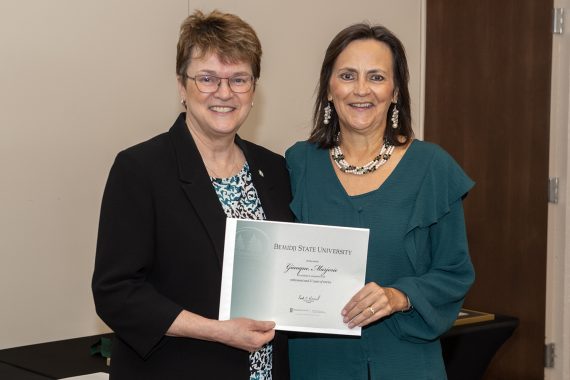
[176,10,262,83]
[309,23,413,148]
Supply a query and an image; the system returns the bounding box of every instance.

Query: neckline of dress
[210,161,248,181]
[327,139,417,199]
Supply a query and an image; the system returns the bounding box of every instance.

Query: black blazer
[92,113,293,379]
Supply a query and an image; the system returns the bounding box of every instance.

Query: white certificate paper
[219,218,369,336]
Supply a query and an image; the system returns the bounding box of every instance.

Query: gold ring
[369,306,376,315]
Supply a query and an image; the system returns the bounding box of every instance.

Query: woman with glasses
[92,10,292,380]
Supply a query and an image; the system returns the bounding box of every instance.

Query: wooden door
[425,1,553,378]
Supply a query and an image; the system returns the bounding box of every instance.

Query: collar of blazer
[167,112,278,268]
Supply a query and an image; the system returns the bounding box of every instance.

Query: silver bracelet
[401,296,413,312]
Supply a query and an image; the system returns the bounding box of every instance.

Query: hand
[216,318,276,352]
[166,310,276,352]
[341,283,408,328]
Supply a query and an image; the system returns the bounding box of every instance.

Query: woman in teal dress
[286,23,475,379]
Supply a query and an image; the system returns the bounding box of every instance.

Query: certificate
[219,218,369,336]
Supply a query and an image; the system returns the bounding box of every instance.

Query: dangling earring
[181,99,186,107]
[391,103,399,129]
[323,102,332,125]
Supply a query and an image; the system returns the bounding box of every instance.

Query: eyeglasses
[185,74,255,93]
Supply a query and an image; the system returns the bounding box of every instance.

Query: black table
[0,316,517,379]
[442,314,519,380]
[0,362,51,380]
[0,334,112,379]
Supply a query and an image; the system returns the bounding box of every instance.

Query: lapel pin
[258,169,264,177]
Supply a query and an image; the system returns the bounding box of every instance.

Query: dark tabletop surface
[0,316,518,380]
[0,333,113,379]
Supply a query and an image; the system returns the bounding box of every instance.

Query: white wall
[0,0,424,349]
[0,0,186,349]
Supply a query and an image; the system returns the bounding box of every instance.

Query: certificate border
[219,218,237,320]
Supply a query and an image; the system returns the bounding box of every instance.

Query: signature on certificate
[298,294,321,303]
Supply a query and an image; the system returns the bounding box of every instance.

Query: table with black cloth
[0,334,113,379]
[442,314,519,380]
[0,317,517,379]
[0,362,52,380]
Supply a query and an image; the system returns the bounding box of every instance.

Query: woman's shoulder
[410,139,474,198]
[285,140,320,163]
[409,139,448,158]
[106,131,167,169]
[408,139,464,171]
[118,113,187,163]
[110,133,173,178]
[120,132,170,157]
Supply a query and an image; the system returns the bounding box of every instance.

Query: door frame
[546,2,570,379]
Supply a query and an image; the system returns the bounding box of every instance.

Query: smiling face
[328,39,397,136]
[178,51,254,140]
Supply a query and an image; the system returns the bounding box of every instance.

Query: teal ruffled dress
[285,140,475,380]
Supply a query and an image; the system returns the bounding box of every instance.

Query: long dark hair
[309,23,413,148]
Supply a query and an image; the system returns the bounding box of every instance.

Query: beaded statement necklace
[330,133,395,175]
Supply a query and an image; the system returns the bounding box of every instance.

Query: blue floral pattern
[211,162,272,380]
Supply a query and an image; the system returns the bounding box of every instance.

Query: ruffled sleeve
[386,143,475,342]
[406,144,474,233]
[285,141,309,222]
